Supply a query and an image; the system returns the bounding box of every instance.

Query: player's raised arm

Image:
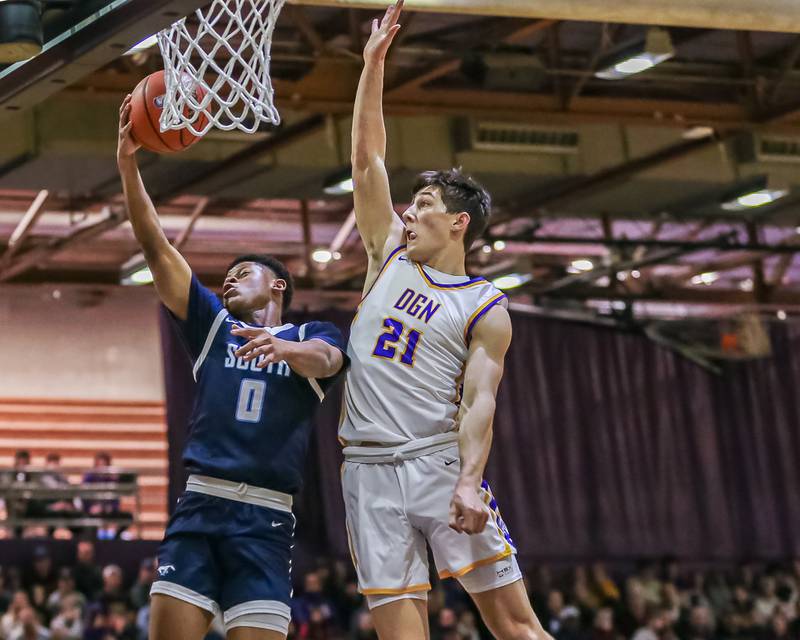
[449,305,512,535]
[351,0,406,268]
[117,94,192,320]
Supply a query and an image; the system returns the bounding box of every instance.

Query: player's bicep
[147,244,192,320]
[462,306,512,406]
[352,159,404,262]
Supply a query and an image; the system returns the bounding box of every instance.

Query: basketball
[129,70,207,153]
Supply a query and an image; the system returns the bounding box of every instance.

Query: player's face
[402,186,469,263]
[222,262,285,316]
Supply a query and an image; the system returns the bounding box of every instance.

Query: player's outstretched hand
[232,326,291,368]
[449,482,489,535]
[117,94,141,162]
[363,0,403,64]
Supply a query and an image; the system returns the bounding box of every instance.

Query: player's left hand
[449,482,489,535]
[231,326,293,368]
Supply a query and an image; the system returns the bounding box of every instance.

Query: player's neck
[423,245,467,276]
[241,301,283,327]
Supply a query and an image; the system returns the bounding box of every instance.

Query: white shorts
[341,441,518,599]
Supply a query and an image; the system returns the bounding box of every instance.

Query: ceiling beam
[0,190,49,268]
[291,0,800,34]
[173,197,210,251]
[0,207,124,283]
[0,0,213,119]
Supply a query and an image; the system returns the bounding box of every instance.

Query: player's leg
[149,495,223,640]
[218,503,296,639]
[341,459,431,640]
[226,624,285,640]
[368,595,430,640]
[470,579,552,640]
[149,594,214,640]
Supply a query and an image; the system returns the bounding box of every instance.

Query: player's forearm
[117,156,171,259]
[456,393,496,489]
[284,340,342,380]
[351,60,388,171]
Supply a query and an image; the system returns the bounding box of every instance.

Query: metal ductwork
[292,0,800,34]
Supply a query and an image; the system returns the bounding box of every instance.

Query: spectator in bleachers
[45,570,84,621]
[590,607,623,640]
[542,589,567,636]
[592,563,621,605]
[11,452,30,482]
[127,558,154,611]
[22,547,56,598]
[756,575,781,621]
[631,606,669,640]
[1,591,33,639]
[291,571,335,637]
[349,609,377,640]
[72,541,102,600]
[48,593,83,640]
[7,606,49,640]
[0,568,12,616]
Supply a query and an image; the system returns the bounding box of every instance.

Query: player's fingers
[122,122,133,136]
[231,326,262,338]
[235,338,262,357]
[371,18,379,34]
[245,343,274,362]
[389,0,403,26]
[449,503,464,533]
[255,352,277,369]
[387,24,401,41]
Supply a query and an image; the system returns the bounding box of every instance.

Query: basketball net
[157,0,286,136]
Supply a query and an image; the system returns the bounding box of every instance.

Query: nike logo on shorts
[444,459,457,466]
[271,521,283,527]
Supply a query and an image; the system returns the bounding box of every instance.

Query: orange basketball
[129,70,208,153]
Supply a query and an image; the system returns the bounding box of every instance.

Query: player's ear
[272,278,287,293]
[452,211,470,233]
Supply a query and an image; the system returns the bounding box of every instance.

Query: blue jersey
[169,275,346,494]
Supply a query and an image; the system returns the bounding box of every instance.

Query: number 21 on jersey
[372,318,422,367]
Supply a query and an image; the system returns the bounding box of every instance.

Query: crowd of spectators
[1,451,130,540]
[0,549,798,640]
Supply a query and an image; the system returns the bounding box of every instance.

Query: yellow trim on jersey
[415,264,486,290]
[358,245,407,310]
[481,483,514,558]
[464,292,507,341]
[361,583,432,595]
[438,549,514,580]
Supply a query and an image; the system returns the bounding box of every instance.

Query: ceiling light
[481,245,492,254]
[570,259,594,272]
[120,253,153,286]
[332,251,342,260]
[322,168,354,196]
[0,0,43,64]
[492,240,506,251]
[682,126,715,140]
[491,273,531,290]
[691,271,719,286]
[721,189,789,212]
[777,310,787,321]
[595,28,674,80]
[125,33,159,55]
[311,249,333,264]
[739,278,754,292]
[631,270,641,279]
[616,271,628,281]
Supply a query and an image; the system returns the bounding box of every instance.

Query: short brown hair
[412,168,492,250]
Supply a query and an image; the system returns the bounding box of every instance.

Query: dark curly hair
[412,168,492,250]
[226,254,294,311]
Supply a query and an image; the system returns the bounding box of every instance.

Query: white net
[157,0,286,136]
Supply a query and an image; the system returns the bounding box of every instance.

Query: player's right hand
[363,0,403,64]
[117,94,141,162]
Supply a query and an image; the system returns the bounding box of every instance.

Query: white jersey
[340,245,507,446]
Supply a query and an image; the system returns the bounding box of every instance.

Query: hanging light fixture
[0,1,43,64]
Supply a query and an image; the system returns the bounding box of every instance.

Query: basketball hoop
[157,0,286,136]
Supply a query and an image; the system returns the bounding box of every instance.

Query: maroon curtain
[160,307,800,562]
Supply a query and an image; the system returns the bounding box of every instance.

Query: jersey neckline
[412,260,486,288]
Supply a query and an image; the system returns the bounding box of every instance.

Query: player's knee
[492,618,544,640]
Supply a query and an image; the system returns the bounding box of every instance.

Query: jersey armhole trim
[358,244,407,308]
[464,293,507,345]
[192,308,228,381]
[299,323,329,402]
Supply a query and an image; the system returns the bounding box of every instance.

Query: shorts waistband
[186,475,292,513]
[342,431,458,464]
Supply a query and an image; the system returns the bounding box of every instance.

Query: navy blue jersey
[169,275,346,494]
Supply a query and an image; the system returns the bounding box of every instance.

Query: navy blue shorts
[151,491,294,628]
